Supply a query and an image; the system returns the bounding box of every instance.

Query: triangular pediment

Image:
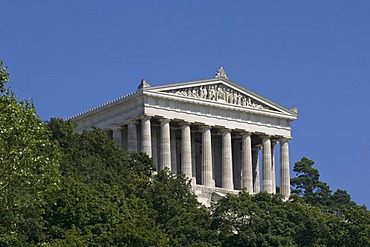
[144,78,296,116]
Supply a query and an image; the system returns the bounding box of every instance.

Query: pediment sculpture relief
[166,84,273,111]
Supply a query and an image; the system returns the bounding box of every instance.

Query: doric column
[232,139,241,190]
[160,119,171,171]
[280,138,291,199]
[191,131,197,184]
[222,129,233,190]
[127,121,138,152]
[121,126,128,151]
[181,124,192,180]
[252,145,261,193]
[262,136,273,193]
[201,126,214,188]
[151,125,158,169]
[271,140,278,194]
[112,126,123,149]
[241,132,253,193]
[171,127,177,173]
[141,116,152,157]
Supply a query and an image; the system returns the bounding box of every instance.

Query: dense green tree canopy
[212,191,331,246]
[42,119,218,246]
[1,60,369,246]
[148,170,218,246]
[0,61,61,245]
[212,190,370,246]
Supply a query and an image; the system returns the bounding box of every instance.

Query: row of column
[111,116,291,198]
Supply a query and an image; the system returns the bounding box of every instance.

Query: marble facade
[70,67,297,205]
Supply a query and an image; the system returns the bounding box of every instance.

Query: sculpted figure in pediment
[193,88,199,98]
[216,86,226,102]
[169,83,272,111]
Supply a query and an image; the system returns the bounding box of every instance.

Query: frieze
[166,84,273,111]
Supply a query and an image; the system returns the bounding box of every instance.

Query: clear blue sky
[1,1,369,207]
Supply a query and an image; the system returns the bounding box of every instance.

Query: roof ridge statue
[137,79,150,89]
[214,66,228,79]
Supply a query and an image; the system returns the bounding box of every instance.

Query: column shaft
[127,122,138,152]
[280,139,290,199]
[202,127,214,187]
[271,141,277,194]
[121,126,128,151]
[222,130,233,190]
[151,126,158,170]
[112,127,123,149]
[252,146,261,193]
[160,119,171,171]
[191,131,197,184]
[181,124,192,180]
[171,128,177,173]
[262,137,273,193]
[141,117,152,157]
[232,139,241,190]
[241,133,253,193]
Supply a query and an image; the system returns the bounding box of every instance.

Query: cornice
[67,90,142,121]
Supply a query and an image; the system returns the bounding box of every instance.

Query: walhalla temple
[70,67,297,206]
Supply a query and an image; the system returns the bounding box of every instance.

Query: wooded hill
[1,61,369,246]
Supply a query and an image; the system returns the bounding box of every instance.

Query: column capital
[160,118,171,124]
[242,131,252,137]
[253,144,262,151]
[200,125,212,131]
[261,135,271,141]
[179,122,190,126]
[279,137,291,143]
[127,119,138,125]
[110,125,123,130]
[220,128,232,134]
[271,139,279,146]
[179,120,193,126]
[140,115,152,121]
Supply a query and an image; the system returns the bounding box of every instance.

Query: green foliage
[1,62,368,246]
[0,62,61,245]
[44,119,168,246]
[148,170,219,246]
[327,189,357,208]
[291,157,359,211]
[290,157,331,206]
[44,119,222,246]
[213,191,336,246]
[213,192,291,246]
[290,157,331,205]
[0,60,9,93]
[326,205,370,246]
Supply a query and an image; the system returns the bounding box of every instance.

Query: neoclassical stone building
[70,68,297,205]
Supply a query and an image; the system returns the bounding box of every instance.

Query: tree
[43,119,169,246]
[0,60,61,245]
[0,60,9,92]
[212,191,334,246]
[148,170,219,246]
[327,189,357,208]
[290,157,332,206]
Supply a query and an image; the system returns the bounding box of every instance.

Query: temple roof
[68,69,297,120]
